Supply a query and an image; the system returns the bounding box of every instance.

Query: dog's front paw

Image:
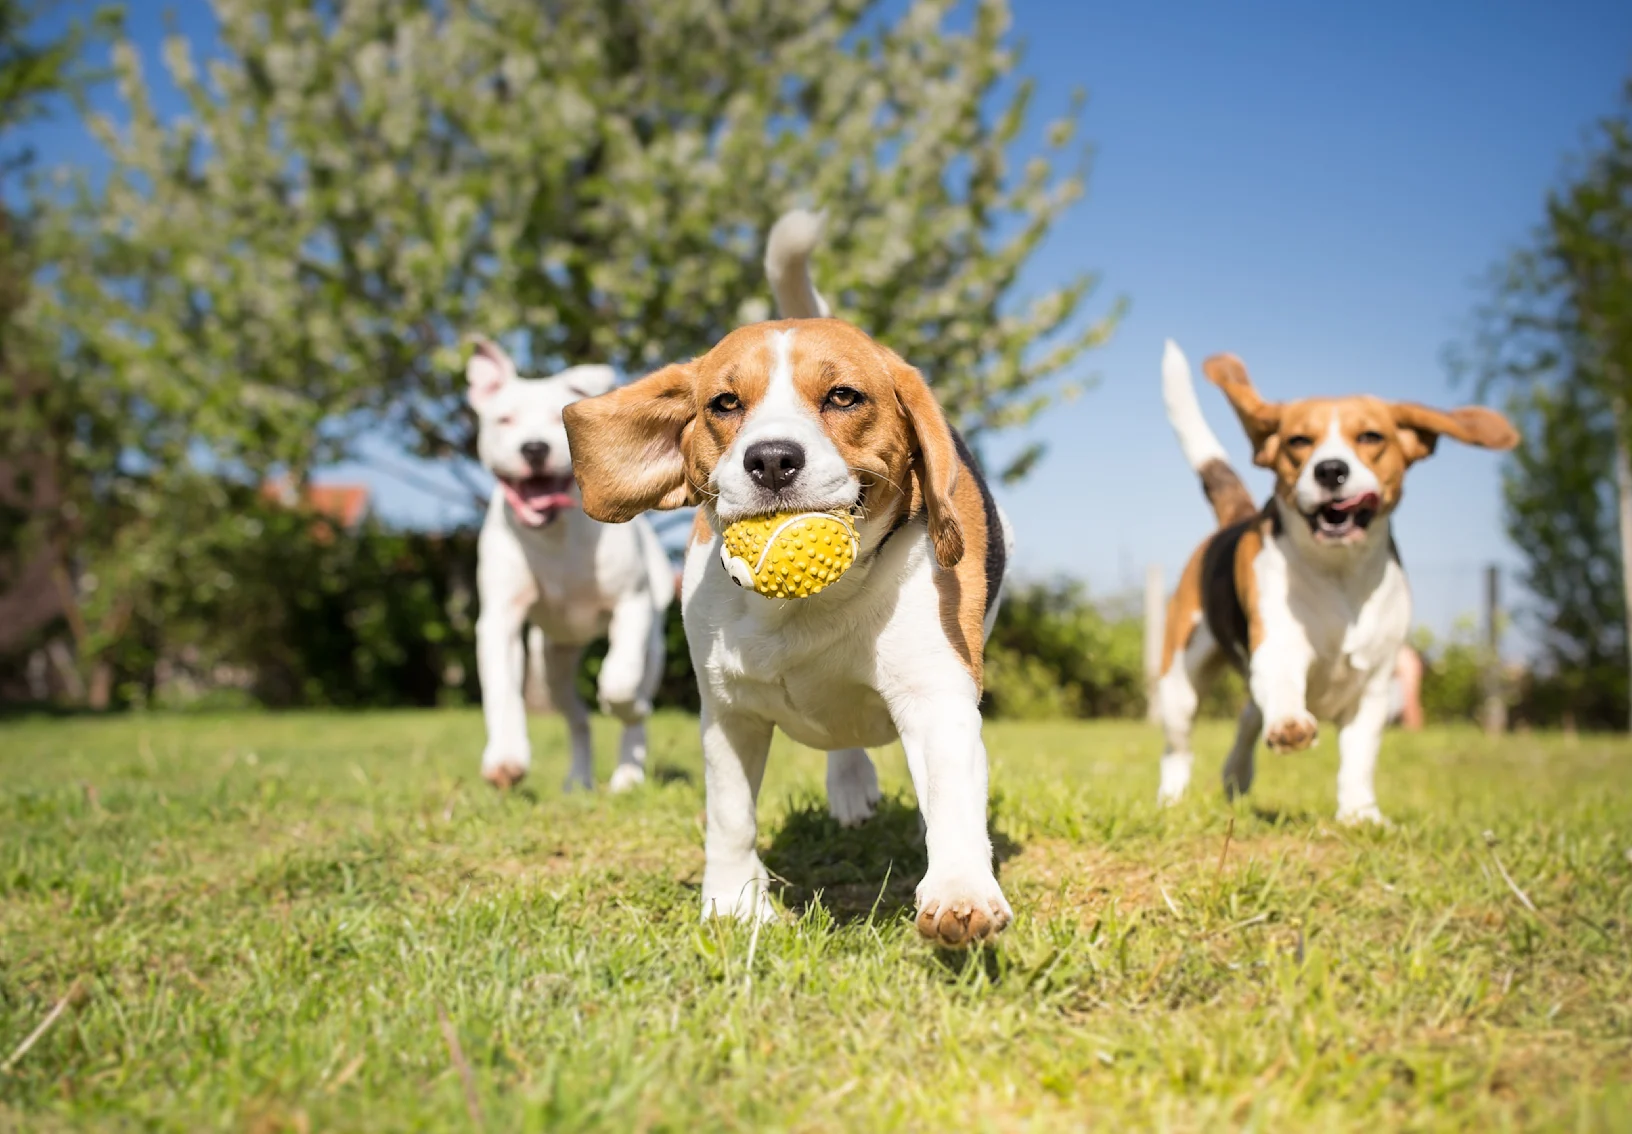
[826,751,881,828]
[481,751,529,789]
[608,764,646,794]
[701,859,775,925]
[915,869,1012,948]
[596,670,652,724]
[1265,712,1318,754]
[1337,802,1389,827]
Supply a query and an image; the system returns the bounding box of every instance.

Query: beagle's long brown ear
[1203,353,1282,468]
[1390,403,1519,464]
[562,363,698,522]
[888,353,964,569]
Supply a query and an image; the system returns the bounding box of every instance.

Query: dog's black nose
[1313,459,1349,489]
[744,440,806,493]
[520,441,550,470]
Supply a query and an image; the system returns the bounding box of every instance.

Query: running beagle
[561,213,1014,946]
[1155,341,1517,823]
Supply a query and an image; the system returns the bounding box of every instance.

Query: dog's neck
[1272,496,1397,588]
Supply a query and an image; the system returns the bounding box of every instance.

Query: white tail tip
[1161,339,1229,471]
[764,208,831,319]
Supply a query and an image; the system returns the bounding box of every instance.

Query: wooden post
[1613,404,1632,733]
[1481,564,1507,735]
[1144,564,1164,724]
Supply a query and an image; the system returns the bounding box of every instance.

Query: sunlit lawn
[2,709,1629,1130]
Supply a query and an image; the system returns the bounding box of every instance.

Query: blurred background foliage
[1,0,1629,730]
[3,0,1123,713]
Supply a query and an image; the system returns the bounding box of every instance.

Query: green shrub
[1411,621,1490,725]
[983,580,1144,719]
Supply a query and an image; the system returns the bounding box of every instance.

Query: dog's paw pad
[915,875,1012,948]
[1337,804,1389,827]
[482,761,528,790]
[608,765,646,794]
[1265,713,1318,753]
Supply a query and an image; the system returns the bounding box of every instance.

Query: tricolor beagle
[1156,342,1517,823]
[561,214,1014,946]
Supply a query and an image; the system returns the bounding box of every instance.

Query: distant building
[259,476,371,537]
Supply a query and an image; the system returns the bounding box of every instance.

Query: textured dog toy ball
[719,511,859,598]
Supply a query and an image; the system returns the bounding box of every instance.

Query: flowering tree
[26,0,1121,703]
[45,0,1118,496]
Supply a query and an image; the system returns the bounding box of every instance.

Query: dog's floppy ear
[562,363,698,522]
[1203,353,1283,468]
[1390,402,1519,464]
[466,338,517,412]
[559,364,617,400]
[888,351,964,569]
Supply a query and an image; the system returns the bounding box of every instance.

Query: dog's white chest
[684,539,907,751]
[722,664,897,750]
[480,497,660,648]
[522,541,614,640]
[1268,538,1411,718]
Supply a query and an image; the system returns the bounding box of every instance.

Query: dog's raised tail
[765,209,831,320]
[1163,339,1256,527]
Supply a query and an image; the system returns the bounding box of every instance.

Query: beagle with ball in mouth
[561,213,1014,946]
[1156,341,1517,823]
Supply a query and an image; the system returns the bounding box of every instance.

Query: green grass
[1,710,1629,1131]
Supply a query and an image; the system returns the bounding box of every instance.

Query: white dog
[562,212,1016,947]
[1155,342,1517,822]
[467,340,672,793]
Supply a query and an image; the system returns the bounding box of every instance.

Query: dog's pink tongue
[503,482,577,526]
[1329,492,1380,514]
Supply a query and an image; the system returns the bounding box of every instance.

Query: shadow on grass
[1249,803,1321,827]
[650,762,696,787]
[764,793,1021,924]
[930,943,1006,982]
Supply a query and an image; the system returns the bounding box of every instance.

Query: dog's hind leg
[602,595,664,793]
[826,748,880,827]
[1157,622,1219,806]
[1222,701,1262,800]
[476,574,536,789]
[522,625,550,712]
[541,641,594,792]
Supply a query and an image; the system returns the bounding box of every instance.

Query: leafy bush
[1411,621,1490,725]
[983,578,1248,721]
[982,580,1148,719]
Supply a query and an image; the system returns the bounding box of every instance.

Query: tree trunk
[1614,401,1632,733]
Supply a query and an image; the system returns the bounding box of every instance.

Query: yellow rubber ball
[719,510,859,599]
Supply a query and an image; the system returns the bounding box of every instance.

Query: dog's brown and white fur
[1156,341,1517,823]
[561,214,1014,946]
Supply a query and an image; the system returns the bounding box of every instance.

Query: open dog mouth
[1307,492,1379,542]
[500,472,576,527]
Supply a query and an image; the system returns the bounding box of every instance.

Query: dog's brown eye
[1285,435,1314,452]
[1357,430,1385,445]
[497,414,515,426]
[824,386,864,409]
[709,392,741,415]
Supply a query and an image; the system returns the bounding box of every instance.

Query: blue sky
[26,0,1632,644]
